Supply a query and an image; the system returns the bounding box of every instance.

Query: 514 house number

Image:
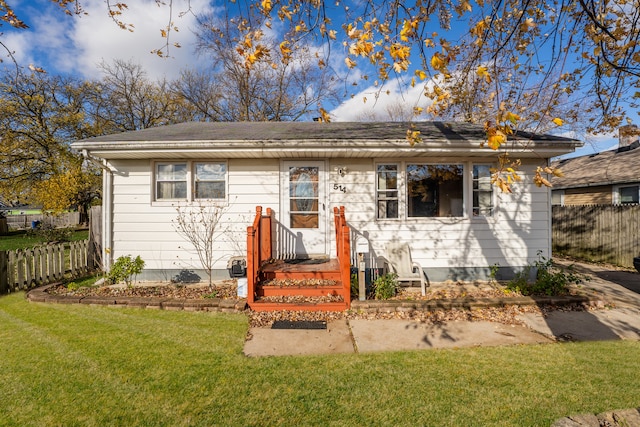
[333,184,347,193]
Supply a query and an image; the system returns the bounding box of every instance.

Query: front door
[283,161,327,257]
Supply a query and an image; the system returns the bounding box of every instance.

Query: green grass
[1,292,639,426]
[0,229,89,251]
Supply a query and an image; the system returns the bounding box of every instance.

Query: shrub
[31,224,73,243]
[350,273,359,299]
[372,272,398,300]
[507,251,585,296]
[107,255,145,287]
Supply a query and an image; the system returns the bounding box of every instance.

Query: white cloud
[330,78,433,121]
[4,0,214,80]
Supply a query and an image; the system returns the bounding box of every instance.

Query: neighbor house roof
[550,143,640,189]
[71,121,582,160]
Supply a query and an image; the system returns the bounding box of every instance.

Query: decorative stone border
[350,294,607,313]
[26,284,248,313]
[27,283,607,314]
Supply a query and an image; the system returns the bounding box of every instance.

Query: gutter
[81,149,113,272]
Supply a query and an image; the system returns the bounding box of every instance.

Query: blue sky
[2,0,623,157]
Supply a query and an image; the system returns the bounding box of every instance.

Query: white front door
[282,161,327,257]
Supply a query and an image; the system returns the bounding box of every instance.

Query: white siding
[107,158,279,273]
[327,159,550,272]
[106,157,551,280]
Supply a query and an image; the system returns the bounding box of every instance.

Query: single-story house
[550,125,640,205]
[72,121,581,286]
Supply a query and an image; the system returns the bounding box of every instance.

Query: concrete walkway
[243,259,640,357]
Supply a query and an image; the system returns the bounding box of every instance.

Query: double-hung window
[472,165,494,216]
[154,161,227,202]
[376,164,399,219]
[156,163,187,200]
[195,162,227,200]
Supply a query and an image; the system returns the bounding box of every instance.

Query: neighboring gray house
[72,121,580,282]
[551,125,640,205]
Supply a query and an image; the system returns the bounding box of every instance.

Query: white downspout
[102,159,113,271]
[81,149,113,272]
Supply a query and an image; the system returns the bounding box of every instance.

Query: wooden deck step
[249,258,350,312]
[249,300,349,312]
[260,259,342,281]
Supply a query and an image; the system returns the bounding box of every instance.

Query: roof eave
[73,139,581,160]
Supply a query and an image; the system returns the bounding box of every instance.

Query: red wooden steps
[248,258,350,312]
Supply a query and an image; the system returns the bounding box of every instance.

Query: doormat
[271,320,327,330]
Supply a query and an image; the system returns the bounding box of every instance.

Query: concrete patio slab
[348,319,552,353]
[518,308,640,342]
[243,319,355,357]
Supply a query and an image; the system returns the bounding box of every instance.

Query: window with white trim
[154,161,227,202]
[195,162,227,200]
[376,164,399,219]
[619,185,639,204]
[472,165,494,216]
[407,164,464,217]
[156,163,187,200]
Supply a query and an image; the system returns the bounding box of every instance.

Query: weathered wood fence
[552,204,640,268]
[0,240,90,294]
[5,212,81,231]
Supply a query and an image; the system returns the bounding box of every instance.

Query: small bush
[350,273,359,299]
[107,255,145,287]
[372,272,398,300]
[30,224,73,243]
[507,251,584,296]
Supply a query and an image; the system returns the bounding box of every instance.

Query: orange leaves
[534,166,563,188]
[261,0,273,14]
[406,129,422,146]
[317,108,331,122]
[430,52,448,73]
[280,41,292,63]
[390,43,411,72]
[400,19,418,42]
[454,0,473,16]
[476,66,491,83]
[490,155,522,193]
[486,126,507,150]
[236,30,271,69]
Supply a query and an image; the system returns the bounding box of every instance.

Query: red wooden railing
[334,206,351,308]
[246,206,272,304]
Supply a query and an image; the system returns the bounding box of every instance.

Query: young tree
[173,202,228,290]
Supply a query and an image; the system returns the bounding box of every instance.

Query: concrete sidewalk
[243,260,640,357]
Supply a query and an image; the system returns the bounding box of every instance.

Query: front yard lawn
[1,292,638,426]
[0,228,89,251]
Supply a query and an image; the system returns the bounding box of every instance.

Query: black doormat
[271,320,327,330]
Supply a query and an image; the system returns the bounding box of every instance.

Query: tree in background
[92,59,196,132]
[0,72,101,209]
[179,13,340,122]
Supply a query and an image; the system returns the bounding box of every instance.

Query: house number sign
[333,184,347,193]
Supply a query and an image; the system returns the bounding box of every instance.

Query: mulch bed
[45,278,602,328]
[46,280,239,300]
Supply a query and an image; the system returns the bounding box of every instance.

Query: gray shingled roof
[550,144,640,189]
[72,121,581,160]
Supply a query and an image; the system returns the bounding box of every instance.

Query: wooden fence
[5,212,81,231]
[0,240,90,294]
[552,204,640,268]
